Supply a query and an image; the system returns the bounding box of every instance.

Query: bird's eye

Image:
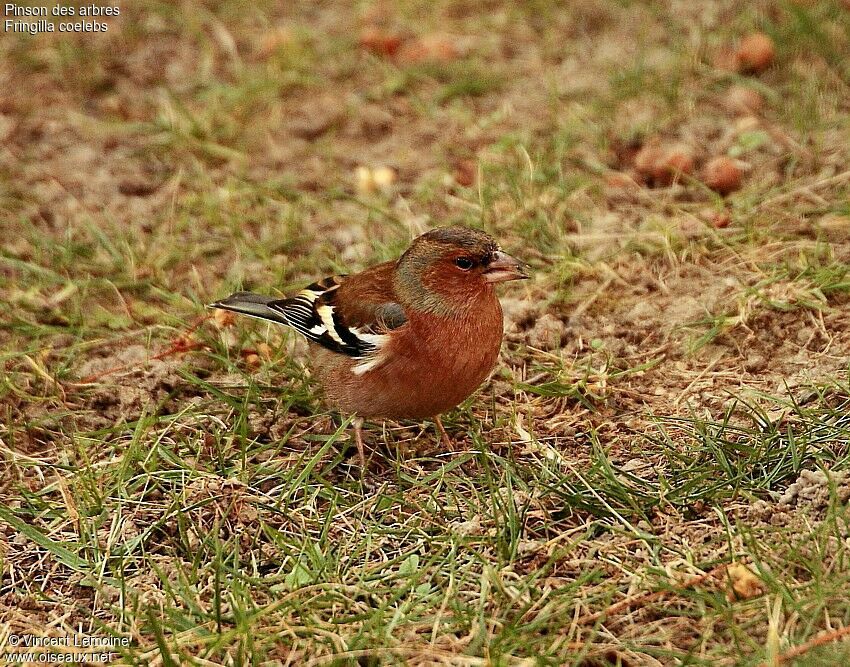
[454,257,474,270]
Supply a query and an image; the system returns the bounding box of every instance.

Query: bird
[210,226,528,467]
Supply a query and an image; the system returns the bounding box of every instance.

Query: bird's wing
[211,261,406,366]
[267,262,407,362]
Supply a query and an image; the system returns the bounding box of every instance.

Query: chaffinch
[211,226,528,466]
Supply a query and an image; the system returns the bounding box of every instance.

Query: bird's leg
[434,414,454,450]
[353,416,366,469]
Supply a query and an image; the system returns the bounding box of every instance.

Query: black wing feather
[211,275,406,360]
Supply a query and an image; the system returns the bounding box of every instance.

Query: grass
[2,0,850,664]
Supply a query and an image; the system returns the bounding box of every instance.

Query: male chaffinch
[211,226,528,466]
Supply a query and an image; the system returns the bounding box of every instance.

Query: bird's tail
[208,292,290,327]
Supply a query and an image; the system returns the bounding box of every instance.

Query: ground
[1,0,850,665]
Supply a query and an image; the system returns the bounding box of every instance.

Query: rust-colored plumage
[211,226,528,466]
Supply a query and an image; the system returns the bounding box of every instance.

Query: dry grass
[1,0,850,664]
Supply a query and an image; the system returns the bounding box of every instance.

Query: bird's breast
[315,297,505,420]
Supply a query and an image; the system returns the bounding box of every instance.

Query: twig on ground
[761,625,850,666]
[577,565,728,626]
[76,315,210,384]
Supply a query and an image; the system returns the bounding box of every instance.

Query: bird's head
[394,226,528,316]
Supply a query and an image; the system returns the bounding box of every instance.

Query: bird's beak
[484,251,529,283]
